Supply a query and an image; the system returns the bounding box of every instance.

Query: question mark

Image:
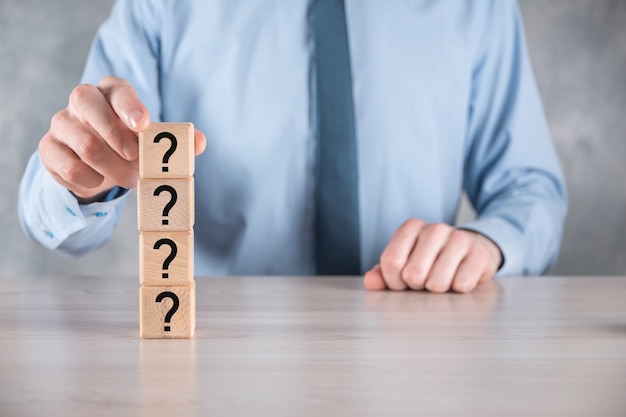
[153,238,177,279]
[155,291,179,332]
[153,185,177,225]
[153,132,178,173]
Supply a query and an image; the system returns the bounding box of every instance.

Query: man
[18,0,567,293]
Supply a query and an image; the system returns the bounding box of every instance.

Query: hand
[39,76,207,201]
[364,219,502,293]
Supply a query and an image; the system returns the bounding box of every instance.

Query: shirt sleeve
[457,0,568,276]
[18,0,163,257]
[18,153,128,257]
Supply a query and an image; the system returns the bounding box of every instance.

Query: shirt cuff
[457,216,523,276]
[102,186,128,201]
[36,171,127,250]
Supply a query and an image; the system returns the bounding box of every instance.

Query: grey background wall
[0,0,624,276]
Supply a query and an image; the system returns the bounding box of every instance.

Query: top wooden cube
[139,122,194,178]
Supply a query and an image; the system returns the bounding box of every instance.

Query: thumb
[194,129,207,156]
[363,264,387,291]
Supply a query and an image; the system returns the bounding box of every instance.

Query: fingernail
[128,111,145,130]
[123,141,138,160]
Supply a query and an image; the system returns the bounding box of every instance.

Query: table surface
[0,275,625,417]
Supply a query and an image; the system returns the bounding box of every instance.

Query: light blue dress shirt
[19,0,567,276]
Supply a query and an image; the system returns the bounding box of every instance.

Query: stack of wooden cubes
[137,123,196,339]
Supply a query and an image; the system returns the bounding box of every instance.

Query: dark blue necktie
[313,0,361,275]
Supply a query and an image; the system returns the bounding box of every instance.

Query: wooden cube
[140,284,196,339]
[140,231,194,285]
[137,178,194,231]
[139,122,194,179]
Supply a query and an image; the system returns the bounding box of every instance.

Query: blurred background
[0,0,624,276]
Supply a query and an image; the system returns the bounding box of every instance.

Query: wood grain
[140,283,196,339]
[140,231,194,285]
[1,275,625,417]
[139,122,194,179]
[137,178,194,231]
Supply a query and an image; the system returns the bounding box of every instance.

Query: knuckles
[402,217,425,230]
[37,134,54,164]
[97,75,128,89]
[380,250,406,274]
[58,159,90,186]
[74,136,104,163]
[100,123,128,146]
[426,222,452,237]
[401,264,427,288]
[49,109,71,133]
[448,229,472,248]
[40,81,140,192]
[69,84,99,111]
[378,220,496,294]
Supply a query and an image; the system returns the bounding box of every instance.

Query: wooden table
[0,275,625,417]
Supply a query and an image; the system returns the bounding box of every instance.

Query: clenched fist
[364,219,502,293]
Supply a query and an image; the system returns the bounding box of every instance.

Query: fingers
[423,230,471,293]
[68,76,152,162]
[97,75,150,132]
[450,250,488,293]
[67,83,141,162]
[379,218,425,291]
[194,129,207,156]
[40,76,206,201]
[449,232,501,293]
[38,77,151,199]
[376,220,501,294]
[98,76,206,159]
[49,110,139,190]
[401,223,452,290]
[363,264,386,291]
[39,133,104,190]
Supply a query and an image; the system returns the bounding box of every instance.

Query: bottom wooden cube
[140,284,195,339]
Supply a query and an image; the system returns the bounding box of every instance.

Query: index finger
[98,76,150,132]
[379,219,425,291]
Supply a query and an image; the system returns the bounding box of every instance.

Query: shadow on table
[362,279,504,314]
